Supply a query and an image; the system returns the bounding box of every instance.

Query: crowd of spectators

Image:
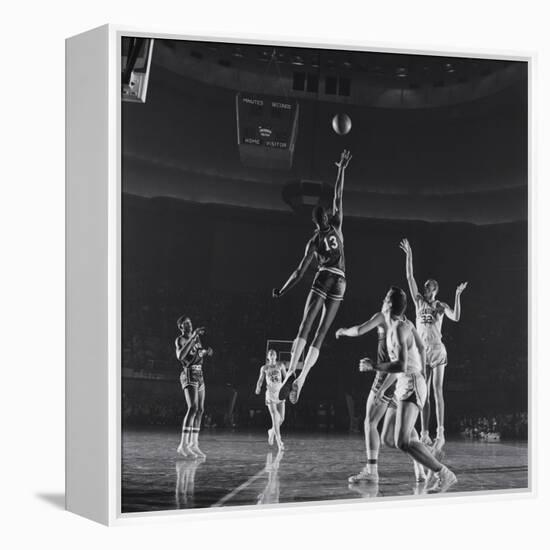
[458,412,528,440]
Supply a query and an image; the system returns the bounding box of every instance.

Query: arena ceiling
[122,38,528,224]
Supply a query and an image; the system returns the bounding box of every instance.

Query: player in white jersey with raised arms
[255,349,287,450]
[400,238,467,452]
[360,286,457,492]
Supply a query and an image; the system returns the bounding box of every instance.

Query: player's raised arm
[399,238,420,302]
[255,366,266,395]
[331,149,352,229]
[272,238,316,298]
[335,311,384,339]
[443,282,468,321]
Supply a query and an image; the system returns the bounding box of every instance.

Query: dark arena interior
[121,38,528,512]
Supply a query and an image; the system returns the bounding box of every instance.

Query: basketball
[332,113,352,135]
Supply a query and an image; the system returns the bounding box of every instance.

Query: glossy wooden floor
[121,430,528,513]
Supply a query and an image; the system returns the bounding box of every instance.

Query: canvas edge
[66,23,112,526]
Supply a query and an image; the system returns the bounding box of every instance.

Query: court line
[211,467,267,507]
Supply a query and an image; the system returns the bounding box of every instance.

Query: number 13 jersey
[313,224,345,277]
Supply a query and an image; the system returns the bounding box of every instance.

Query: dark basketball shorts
[180,366,205,391]
[311,269,346,302]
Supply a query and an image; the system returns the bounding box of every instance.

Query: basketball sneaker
[188,444,205,458]
[176,443,189,457]
[437,466,457,492]
[177,443,198,459]
[278,373,295,401]
[348,466,379,483]
[427,466,457,493]
[289,379,303,404]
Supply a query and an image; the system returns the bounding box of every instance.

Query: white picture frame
[66,24,534,525]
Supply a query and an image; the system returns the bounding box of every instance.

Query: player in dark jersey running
[175,316,213,458]
[273,150,352,404]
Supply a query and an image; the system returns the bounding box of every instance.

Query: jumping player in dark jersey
[273,150,352,404]
[176,316,213,458]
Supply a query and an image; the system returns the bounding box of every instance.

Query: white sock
[413,461,424,477]
[367,460,378,474]
[181,428,191,446]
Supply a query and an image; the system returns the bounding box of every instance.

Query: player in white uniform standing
[360,287,457,492]
[255,349,287,450]
[400,238,468,452]
[336,307,426,484]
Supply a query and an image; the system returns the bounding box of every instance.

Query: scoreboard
[235,93,300,170]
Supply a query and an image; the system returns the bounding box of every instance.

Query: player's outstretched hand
[194,327,206,337]
[359,357,375,372]
[205,347,214,357]
[456,282,468,295]
[272,288,281,298]
[335,149,352,170]
[335,328,345,339]
[399,238,411,255]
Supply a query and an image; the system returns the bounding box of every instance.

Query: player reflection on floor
[175,458,206,508]
[348,479,429,499]
[257,451,284,505]
[347,481,380,499]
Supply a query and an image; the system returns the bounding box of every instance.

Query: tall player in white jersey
[360,287,457,492]
[399,238,468,452]
[255,349,287,450]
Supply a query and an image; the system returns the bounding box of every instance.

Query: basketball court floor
[121,429,528,513]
